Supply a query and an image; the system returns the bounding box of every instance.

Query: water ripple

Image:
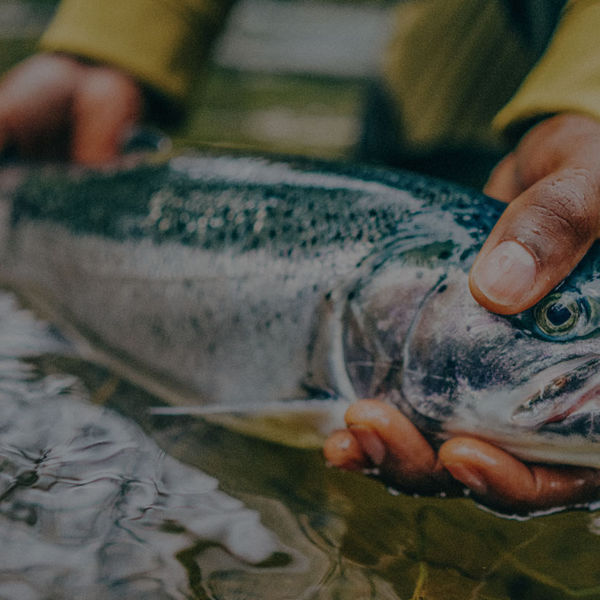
[0,290,282,599]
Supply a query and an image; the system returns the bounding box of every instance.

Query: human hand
[0,53,142,164]
[323,399,600,512]
[326,116,600,510]
[470,113,600,314]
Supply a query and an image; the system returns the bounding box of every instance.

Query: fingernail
[349,426,386,466]
[471,241,537,307]
[444,463,488,496]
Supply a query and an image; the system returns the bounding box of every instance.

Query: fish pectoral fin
[149,399,350,449]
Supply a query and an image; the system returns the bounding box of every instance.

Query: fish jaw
[398,268,600,467]
[435,354,600,465]
[510,355,600,428]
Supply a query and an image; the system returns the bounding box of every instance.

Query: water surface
[1,288,600,599]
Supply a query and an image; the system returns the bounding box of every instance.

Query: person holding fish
[1,0,600,511]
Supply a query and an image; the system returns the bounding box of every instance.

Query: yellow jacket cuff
[494,0,600,141]
[39,0,230,104]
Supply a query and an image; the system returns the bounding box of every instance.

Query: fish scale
[2,152,599,467]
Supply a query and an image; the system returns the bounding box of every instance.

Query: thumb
[470,167,600,314]
[71,66,142,165]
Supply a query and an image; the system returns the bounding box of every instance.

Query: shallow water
[1,289,600,599]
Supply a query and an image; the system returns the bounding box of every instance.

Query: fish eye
[533,292,585,338]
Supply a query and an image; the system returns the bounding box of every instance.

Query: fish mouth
[511,355,600,429]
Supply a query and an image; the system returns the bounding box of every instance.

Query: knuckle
[78,69,138,105]
[531,170,599,243]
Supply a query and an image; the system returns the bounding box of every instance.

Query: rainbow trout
[1,153,599,467]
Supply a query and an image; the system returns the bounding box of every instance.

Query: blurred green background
[0,0,395,157]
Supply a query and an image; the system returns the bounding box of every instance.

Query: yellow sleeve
[493,0,600,141]
[39,0,233,105]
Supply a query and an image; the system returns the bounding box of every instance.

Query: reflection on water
[2,287,600,599]
[0,291,283,598]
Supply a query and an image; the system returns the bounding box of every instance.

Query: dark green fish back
[11,154,505,262]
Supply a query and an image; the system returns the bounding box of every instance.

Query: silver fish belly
[1,152,600,467]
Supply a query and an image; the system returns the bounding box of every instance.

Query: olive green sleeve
[39,0,233,105]
[493,0,600,141]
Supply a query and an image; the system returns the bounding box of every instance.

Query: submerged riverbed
[1,288,600,599]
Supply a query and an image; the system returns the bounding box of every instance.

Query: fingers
[483,152,522,202]
[324,399,446,490]
[323,429,368,471]
[471,114,600,314]
[71,67,143,165]
[0,53,143,164]
[0,54,81,158]
[439,438,600,511]
[324,401,600,511]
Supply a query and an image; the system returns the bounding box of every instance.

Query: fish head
[340,246,600,467]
